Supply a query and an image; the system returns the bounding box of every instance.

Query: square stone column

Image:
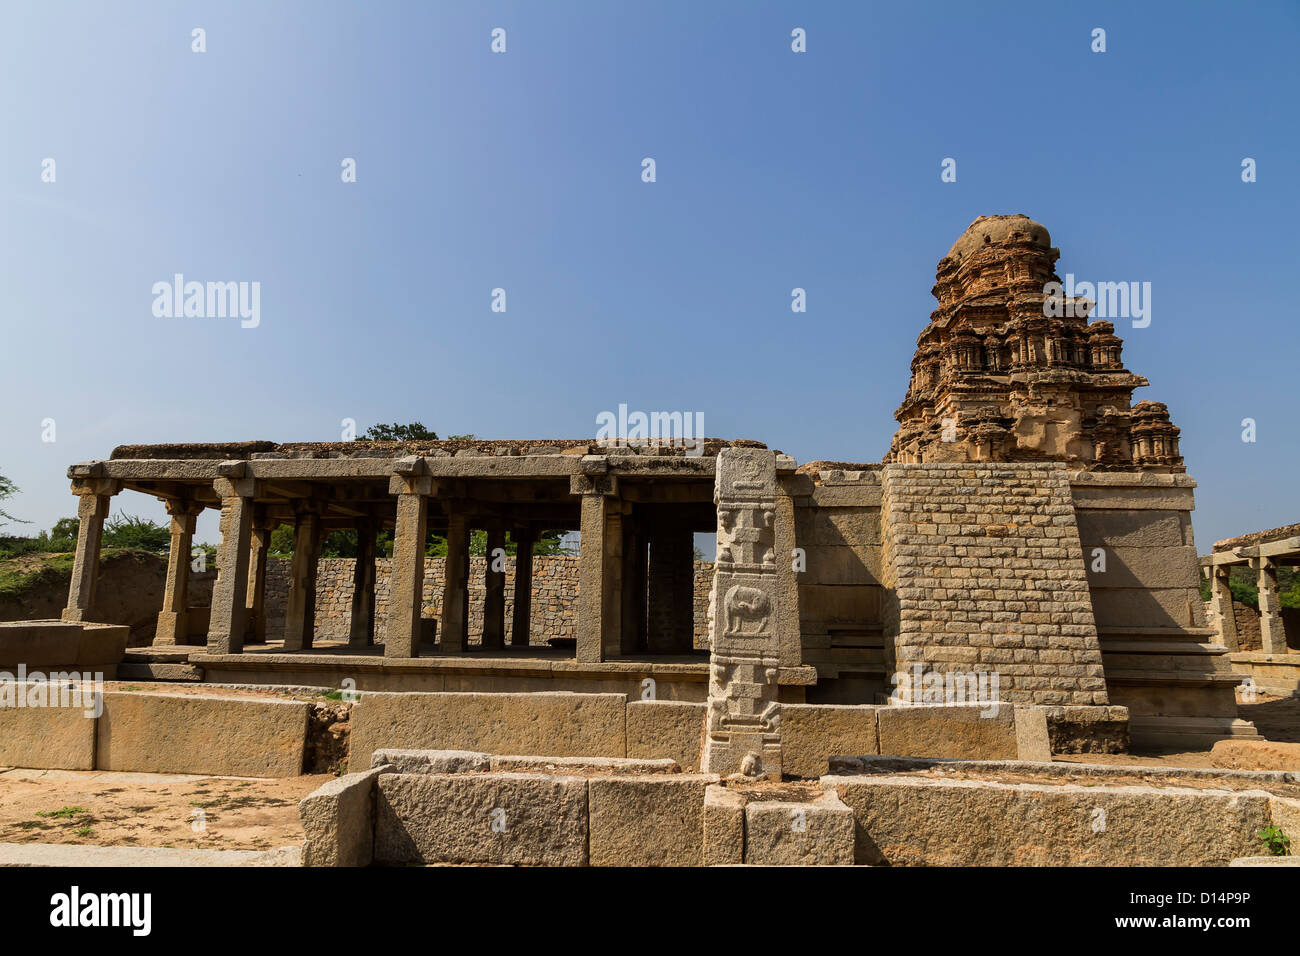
[510,527,536,647]
[1256,558,1287,655]
[207,469,259,654]
[574,471,621,663]
[702,448,782,780]
[439,511,470,655]
[386,464,432,659]
[156,497,203,644]
[348,518,377,648]
[61,478,120,623]
[283,507,322,651]
[1209,565,1239,650]
[647,518,693,653]
[482,523,506,650]
[245,519,273,643]
[621,517,648,654]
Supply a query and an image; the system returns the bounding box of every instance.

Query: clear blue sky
[1,0,1296,549]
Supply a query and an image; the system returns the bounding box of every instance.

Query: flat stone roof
[1214,522,1300,553]
[109,438,768,461]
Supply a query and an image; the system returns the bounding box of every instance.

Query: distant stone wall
[261,556,713,647]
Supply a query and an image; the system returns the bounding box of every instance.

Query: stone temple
[35,214,1254,778]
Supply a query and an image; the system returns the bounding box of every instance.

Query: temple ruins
[32,214,1258,762]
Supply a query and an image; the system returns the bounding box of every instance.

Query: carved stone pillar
[156,497,204,644]
[482,523,506,650]
[283,505,322,651]
[702,448,782,780]
[349,517,377,648]
[1209,565,1239,651]
[206,467,259,654]
[574,471,621,663]
[62,477,121,623]
[438,511,469,655]
[386,460,432,658]
[511,527,536,647]
[1256,558,1287,655]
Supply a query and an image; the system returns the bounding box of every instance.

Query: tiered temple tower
[885,214,1183,472]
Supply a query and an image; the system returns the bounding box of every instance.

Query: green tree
[101,514,171,553]
[0,472,24,528]
[357,422,438,442]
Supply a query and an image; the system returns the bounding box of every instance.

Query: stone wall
[880,462,1108,707]
[259,556,712,647]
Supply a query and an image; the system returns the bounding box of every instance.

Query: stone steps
[115,661,206,682]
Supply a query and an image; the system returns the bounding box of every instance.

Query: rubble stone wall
[258,556,712,646]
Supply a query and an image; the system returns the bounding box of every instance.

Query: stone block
[300,765,387,866]
[587,774,716,866]
[1074,509,1187,548]
[782,703,880,778]
[0,700,96,770]
[370,749,490,774]
[876,704,1020,760]
[374,772,588,865]
[743,790,856,866]
[96,691,308,776]
[1014,706,1052,762]
[625,700,704,769]
[349,691,627,767]
[831,774,1275,866]
[1089,587,1197,628]
[1085,546,1200,590]
[702,784,745,866]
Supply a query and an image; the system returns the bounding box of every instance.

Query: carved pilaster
[702,448,782,780]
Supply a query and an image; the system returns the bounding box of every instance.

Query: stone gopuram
[46,215,1255,753]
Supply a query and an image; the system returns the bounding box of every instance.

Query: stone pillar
[773,492,802,667]
[157,497,203,644]
[386,466,432,658]
[62,478,121,623]
[511,527,536,647]
[702,448,782,780]
[245,520,272,643]
[647,519,693,653]
[482,523,506,650]
[283,507,322,651]
[574,473,621,663]
[1209,565,1239,650]
[349,518,377,648]
[1256,558,1287,655]
[438,512,469,655]
[207,470,258,654]
[621,517,647,654]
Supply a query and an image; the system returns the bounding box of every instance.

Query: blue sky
[1,0,1296,548]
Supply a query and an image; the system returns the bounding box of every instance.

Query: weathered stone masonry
[880,462,1108,706]
[259,556,713,646]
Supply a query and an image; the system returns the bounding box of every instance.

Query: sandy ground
[0,768,331,850]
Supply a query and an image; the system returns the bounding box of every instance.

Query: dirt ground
[0,768,330,850]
